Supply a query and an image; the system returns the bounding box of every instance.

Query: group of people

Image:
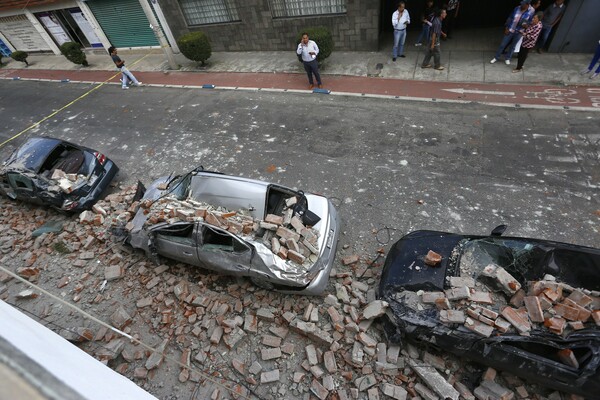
[391,0,570,74]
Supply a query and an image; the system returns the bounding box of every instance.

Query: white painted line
[443,88,516,96]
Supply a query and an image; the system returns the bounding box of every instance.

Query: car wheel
[250,276,275,290]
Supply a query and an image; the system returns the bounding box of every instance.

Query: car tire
[250,276,275,290]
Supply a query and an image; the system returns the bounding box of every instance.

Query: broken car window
[202,225,249,253]
[156,224,195,246]
[459,238,548,285]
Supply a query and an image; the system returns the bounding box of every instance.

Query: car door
[153,222,201,266]
[6,172,43,205]
[198,223,252,275]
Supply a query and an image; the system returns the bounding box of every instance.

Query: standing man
[490,0,534,66]
[536,0,566,53]
[442,0,460,39]
[415,0,435,47]
[392,2,410,61]
[297,33,322,89]
[421,8,447,71]
[109,47,141,90]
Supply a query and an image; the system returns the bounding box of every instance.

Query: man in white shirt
[297,33,322,89]
[392,2,411,61]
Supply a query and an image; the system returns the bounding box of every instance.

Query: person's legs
[587,43,600,72]
[516,47,529,70]
[310,61,322,86]
[303,62,314,85]
[422,47,433,66]
[120,68,129,88]
[445,11,456,37]
[392,30,401,58]
[433,46,441,68]
[536,26,552,50]
[415,25,427,45]
[494,34,512,60]
[398,30,407,56]
[122,67,139,85]
[505,33,522,60]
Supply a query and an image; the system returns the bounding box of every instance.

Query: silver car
[129,168,340,295]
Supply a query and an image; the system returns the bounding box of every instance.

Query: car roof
[6,137,67,173]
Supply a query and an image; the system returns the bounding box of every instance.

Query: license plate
[326,229,335,249]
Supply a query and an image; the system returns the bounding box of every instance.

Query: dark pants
[516,46,531,70]
[443,9,457,37]
[422,45,441,68]
[587,43,600,73]
[303,59,322,85]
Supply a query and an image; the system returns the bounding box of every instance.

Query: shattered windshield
[165,173,192,200]
[459,238,549,285]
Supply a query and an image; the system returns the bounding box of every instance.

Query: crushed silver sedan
[128,167,340,295]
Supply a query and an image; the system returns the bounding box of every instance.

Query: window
[269,0,346,18]
[179,0,240,25]
[202,225,250,253]
[156,224,195,246]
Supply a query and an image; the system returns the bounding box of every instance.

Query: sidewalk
[1,26,598,88]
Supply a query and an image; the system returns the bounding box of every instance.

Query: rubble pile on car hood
[131,195,321,267]
[417,264,600,341]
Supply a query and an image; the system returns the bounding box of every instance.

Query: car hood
[378,231,464,296]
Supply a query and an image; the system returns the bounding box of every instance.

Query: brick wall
[158,0,379,52]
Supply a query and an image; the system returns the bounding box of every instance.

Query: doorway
[35,8,102,48]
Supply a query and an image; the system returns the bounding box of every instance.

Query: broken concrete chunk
[260,369,280,384]
[480,264,521,296]
[440,310,466,324]
[362,300,389,320]
[445,286,470,301]
[342,254,360,265]
[422,291,446,304]
[449,276,475,288]
[381,383,408,400]
[355,374,377,392]
[408,359,459,400]
[145,339,168,370]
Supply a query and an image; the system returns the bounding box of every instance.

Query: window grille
[269,0,346,18]
[179,0,240,25]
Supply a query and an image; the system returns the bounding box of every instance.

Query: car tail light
[93,152,106,165]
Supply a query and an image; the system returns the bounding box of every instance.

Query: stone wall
[158,0,379,51]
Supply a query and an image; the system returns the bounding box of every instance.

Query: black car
[0,137,118,211]
[378,226,600,398]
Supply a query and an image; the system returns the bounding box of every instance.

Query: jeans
[393,29,407,58]
[422,45,441,68]
[587,43,600,73]
[120,66,139,87]
[415,24,430,45]
[303,59,321,85]
[495,31,523,60]
[536,25,553,49]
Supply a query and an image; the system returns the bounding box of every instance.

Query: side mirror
[491,225,507,236]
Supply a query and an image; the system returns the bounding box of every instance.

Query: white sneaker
[415,43,422,47]
[490,58,497,64]
[505,59,510,65]
[122,86,129,90]
[135,82,143,86]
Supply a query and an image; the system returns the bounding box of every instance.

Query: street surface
[0,80,599,399]
[2,68,600,111]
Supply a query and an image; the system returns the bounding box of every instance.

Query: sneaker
[490,58,497,64]
[122,86,129,90]
[415,43,422,47]
[421,64,432,69]
[135,82,143,86]
[393,58,397,62]
[512,68,521,73]
[505,59,511,65]
[400,55,406,58]
[580,68,592,75]
[591,73,599,79]
[434,66,445,71]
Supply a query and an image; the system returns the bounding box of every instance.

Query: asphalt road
[1,80,598,252]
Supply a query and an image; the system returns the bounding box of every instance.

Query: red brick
[592,310,600,326]
[342,254,360,265]
[558,349,579,368]
[544,317,567,334]
[424,250,442,266]
[501,306,531,334]
[523,296,544,323]
[553,303,580,321]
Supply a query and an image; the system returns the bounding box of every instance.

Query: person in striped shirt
[513,12,543,72]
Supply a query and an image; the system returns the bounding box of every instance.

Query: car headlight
[62,199,80,210]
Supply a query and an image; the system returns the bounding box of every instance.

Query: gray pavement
[1,27,598,87]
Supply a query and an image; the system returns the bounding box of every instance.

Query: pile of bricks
[419,263,600,345]
[133,194,321,267]
[47,169,90,194]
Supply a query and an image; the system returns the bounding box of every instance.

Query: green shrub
[177,31,211,66]
[296,27,334,63]
[59,42,88,66]
[11,50,29,66]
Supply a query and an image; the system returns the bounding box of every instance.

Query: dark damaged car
[378,226,600,397]
[128,167,340,295]
[0,137,118,211]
